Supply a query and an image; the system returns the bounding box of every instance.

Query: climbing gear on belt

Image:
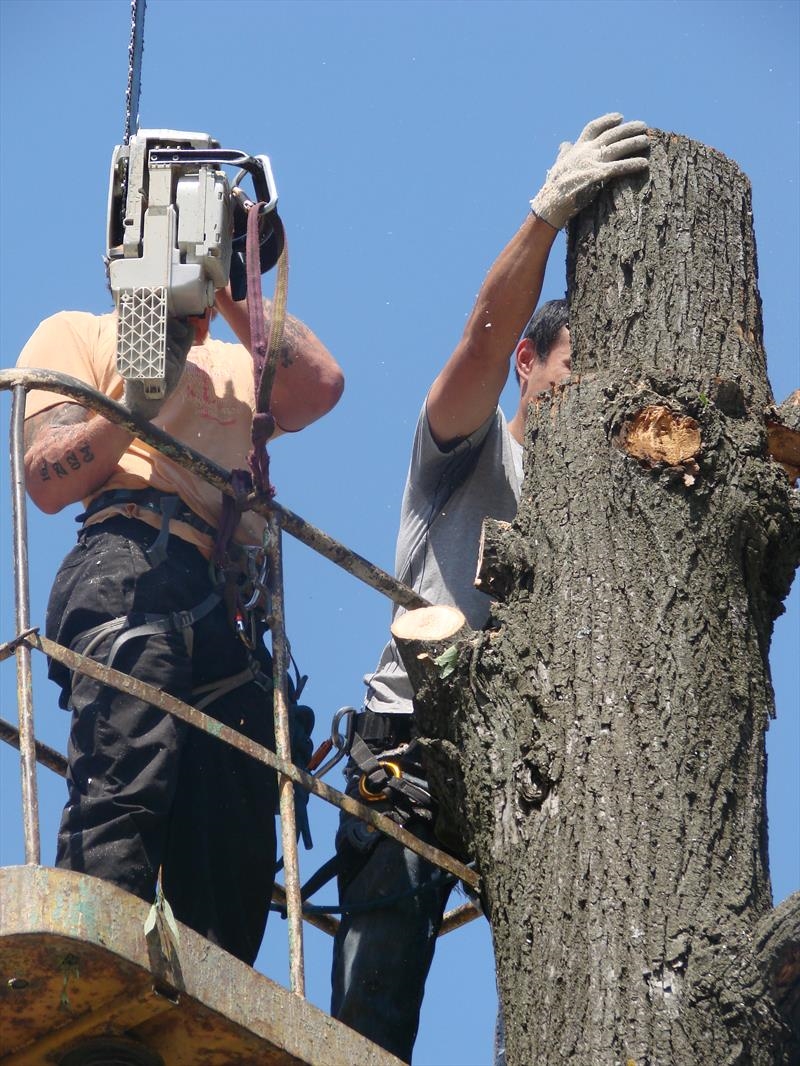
[358,759,402,802]
[308,706,357,779]
[349,735,432,823]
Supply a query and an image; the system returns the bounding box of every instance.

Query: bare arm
[426,213,557,447]
[428,113,649,448]
[214,288,344,432]
[23,404,133,514]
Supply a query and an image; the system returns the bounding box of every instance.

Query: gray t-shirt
[364,402,523,714]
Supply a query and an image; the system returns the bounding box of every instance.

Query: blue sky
[0,2,797,1064]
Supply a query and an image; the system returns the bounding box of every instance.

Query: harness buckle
[358,760,402,803]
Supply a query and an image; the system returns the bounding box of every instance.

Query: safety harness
[71,487,314,851]
[269,707,455,919]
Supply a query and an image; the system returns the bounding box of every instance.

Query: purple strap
[214,203,277,566]
[245,202,277,497]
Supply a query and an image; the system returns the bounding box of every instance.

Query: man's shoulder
[17,310,116,368]
[34,310,116,349]
[40,309,114,329]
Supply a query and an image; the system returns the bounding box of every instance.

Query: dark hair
[515,298,569,383]
[524,298,569,361]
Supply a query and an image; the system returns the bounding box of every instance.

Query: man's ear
[515,337,537,389]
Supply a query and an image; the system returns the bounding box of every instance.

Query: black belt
[355,710,415,747]
[76,488,216,539]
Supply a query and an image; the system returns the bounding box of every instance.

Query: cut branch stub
[392,605,473,855]
[755,891,800,1039]
[767,389,800,483]
[476,519,533,602]
[391,605,470,685]
[619,404,701,484]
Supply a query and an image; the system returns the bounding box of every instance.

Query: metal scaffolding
[0,368,480,1002]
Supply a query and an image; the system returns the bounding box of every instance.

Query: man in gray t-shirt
[365,405,523,715]
[331,113,649,1064]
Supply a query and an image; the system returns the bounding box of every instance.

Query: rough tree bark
[395,132,800,1065]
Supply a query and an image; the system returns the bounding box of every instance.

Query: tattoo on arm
[24,404,90,449]
[277,317,312,369]
[24,404,96,483]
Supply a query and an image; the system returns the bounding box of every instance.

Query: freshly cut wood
[391,604,466,644]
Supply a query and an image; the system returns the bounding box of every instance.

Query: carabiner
[234,609,255,650]
[358,760,402,802]
[311,706,357,779]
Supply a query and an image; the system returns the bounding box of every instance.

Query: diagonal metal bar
[0,711,344,939]
[23,632,479,893]
[0,692,481,941]
[440,901,482,935]
[0,369,428,611]
[0,628,40,664]
[0,716,68,779]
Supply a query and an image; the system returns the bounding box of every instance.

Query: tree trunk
[401,132,800,1065]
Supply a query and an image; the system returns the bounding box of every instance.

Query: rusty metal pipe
[439,901,482,936]
[266,499,429,611]
[0,370,428,611]
[26,632,479,892]
[10,385,40,865]
[0,715,68,778]
[265,515,305,996]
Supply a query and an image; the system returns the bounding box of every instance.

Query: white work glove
[123,317,195,421]
[530,113,650,231]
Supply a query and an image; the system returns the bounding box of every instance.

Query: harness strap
[349,735,432,815]
[77,488,216,539]
[102,589,222,670]
[349,734,384,777]
[146,495,181,568]
[192,659,269,711]
[70,616,129,659]
[272,854,457,918]
[300,854,341,901]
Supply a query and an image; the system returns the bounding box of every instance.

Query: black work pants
[331,742,453,1064]
[47,516,278,965]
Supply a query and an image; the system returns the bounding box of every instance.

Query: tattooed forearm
[23,403,90,452]
[24,405,96,482]
[23,402,133,513]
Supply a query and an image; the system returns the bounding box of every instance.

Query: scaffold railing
[0,367,481,1001]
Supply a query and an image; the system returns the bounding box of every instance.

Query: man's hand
[123,317,195,421]
[530,113,649,231]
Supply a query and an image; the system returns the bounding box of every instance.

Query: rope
[123,0,146,146]
[257,218,289,413]
[213,209,288,565]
